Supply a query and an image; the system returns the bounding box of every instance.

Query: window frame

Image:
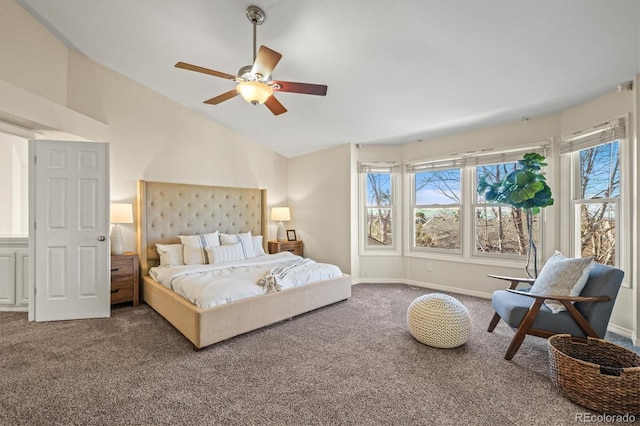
[409,166,463,255]
[472,160,544,261]
[359,162,401,256]
[560,117,629,286]
[405,142,551,265]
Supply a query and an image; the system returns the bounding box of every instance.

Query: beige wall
[0,0,68,105]
[1,0,288,253]
[288,144,352,274]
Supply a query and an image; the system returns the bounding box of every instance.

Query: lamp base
[110,224,124,255]
[276,221,286,242]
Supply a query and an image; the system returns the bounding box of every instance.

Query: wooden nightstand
[110,252,139,306]
[268,240,303,257]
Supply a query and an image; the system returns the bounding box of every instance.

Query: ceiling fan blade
[204,89,239,105]
[264,95,287,116]
[251,46,282,79]
[175,62,237,80]
[273,80,327,96]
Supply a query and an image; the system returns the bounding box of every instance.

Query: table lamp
[271,207,291,242]
[110,203,133,255]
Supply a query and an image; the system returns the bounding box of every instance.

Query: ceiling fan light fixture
[237,81,273,105]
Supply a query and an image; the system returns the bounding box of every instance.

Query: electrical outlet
[426,263,432,271]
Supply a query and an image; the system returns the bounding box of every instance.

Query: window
[474,161,540,257]
[0,131,29,236]
[360,162,399,252]
[562,119,625,267]
[406,144,549,260]
[366,173,393,246]
[412,168,461,251]
[576,142,619,265]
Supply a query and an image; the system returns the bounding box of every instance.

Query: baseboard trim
[352,278,492,299]
[607,323,634,341]
[0,306,28,312]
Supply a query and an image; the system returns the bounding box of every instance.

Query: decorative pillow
[220,231,256,259]
[253,235,266,256]
[529,251,594,313]
[155,243,185,267]
[206,244,245,264]
[179,232,220,265]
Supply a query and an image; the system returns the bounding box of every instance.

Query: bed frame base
[143,274,352,349]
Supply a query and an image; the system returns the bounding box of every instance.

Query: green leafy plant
[477,152,554,277]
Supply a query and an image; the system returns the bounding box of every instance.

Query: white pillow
[206,244,245,264]
[179,232,220,265]
[220,231,256,259]
[529,251,594,314]
[155,243,184,267]
[253,235,266,256]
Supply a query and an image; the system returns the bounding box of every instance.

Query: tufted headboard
[136,180,267,277]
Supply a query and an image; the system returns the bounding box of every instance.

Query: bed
[136,180,352,349]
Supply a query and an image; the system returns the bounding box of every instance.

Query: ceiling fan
[175,6,327,116]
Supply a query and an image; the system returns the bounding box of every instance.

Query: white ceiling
[16,0,640,158]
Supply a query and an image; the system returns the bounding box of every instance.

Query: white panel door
[31,140,110,321]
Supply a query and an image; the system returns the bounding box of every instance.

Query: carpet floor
[1,283,637,425]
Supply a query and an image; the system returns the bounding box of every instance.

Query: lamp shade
[271,207,291,222]
[237,81,273,105]
[110,203,133,224]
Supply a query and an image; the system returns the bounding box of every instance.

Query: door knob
[97,236,106,241]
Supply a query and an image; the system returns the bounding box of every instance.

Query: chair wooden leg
[561,301,601,338]
[488,312,501,332]
[504,298,544,360]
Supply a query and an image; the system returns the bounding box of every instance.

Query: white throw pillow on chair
[529,251,594,313]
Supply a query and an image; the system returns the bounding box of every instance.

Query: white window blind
[406,141,549,172]
[560,118,625,154]
[359,161,400,173]
[405,157,465,172]
[464,143,549,166]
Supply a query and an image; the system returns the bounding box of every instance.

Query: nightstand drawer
[111,281,133,304]
[111,260,133,280]
[268,240,303,256]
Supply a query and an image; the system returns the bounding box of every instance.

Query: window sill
[359,250,402,257]
[406,250,530,269]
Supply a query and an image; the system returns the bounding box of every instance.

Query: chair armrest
[488,274,536,290]
[506,289,610,303]
[506,289,610,339]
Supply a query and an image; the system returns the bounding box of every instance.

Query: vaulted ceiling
[17,0,640,158]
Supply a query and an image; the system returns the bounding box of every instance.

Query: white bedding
[149,252,342,309]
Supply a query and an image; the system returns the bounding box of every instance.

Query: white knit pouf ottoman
[407,293,472,348]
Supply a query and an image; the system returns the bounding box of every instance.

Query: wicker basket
[548,334,640,415]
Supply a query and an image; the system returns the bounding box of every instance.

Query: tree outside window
[576,141,619,266]
[366,173,393,246]
[413,168,461,250]
[474,162,540,256]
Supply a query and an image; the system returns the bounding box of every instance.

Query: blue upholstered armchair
[488,263,624,360]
